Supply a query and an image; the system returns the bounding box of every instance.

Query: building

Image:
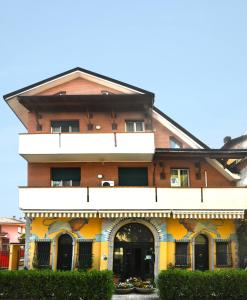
[3,67,247,278]
[0,217,25,269]
[222,134,247,187]
[0,217,25,250]
[222,134,247,268]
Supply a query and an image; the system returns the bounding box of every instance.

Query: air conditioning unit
[101,180,114,187]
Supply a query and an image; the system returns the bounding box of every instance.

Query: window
[118,167,148,186]
[216,241,232,267]
[170,137,182,149]
[51,120,79,133]
[0,238,9,252]
[125,120,145,132]
[170,169,189,187]
[175,241,190,267]
[34,241,51,268]
[77,241,93,270]
[51,168,81,187]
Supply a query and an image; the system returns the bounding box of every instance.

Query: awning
[172,210,244,219]
[23,210,244,219]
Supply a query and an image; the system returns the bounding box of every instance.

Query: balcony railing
[19,187,247,218]
[19,132,155,162]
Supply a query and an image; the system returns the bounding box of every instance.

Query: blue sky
[0,1,246,217]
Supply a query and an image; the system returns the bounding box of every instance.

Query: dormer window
[125,120,145,132]
[170,137,182,149]
[51,120,79,133]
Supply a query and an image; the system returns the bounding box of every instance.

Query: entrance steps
[112,292,159,300]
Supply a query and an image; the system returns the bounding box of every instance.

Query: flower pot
[115,287,135,294]
[135,287,155,294]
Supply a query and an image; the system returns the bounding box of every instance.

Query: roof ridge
[3,67,154,100]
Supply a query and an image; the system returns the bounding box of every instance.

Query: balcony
[19,132,155,162]
[19,187,247,219]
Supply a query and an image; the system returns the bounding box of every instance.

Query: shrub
[0,269,114,300]
[157,269,247,300]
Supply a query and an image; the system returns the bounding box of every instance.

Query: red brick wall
[28,159,234,188]
[27,111,151,134]
[37,77,122,96]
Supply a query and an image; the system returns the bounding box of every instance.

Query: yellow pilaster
[159,241,167,270]
[99,241,109,270]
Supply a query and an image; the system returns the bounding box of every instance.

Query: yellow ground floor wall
[22,217,238,273]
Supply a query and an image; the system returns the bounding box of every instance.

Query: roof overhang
[155,148,247,159]
[4,67,154,128]
[18,94,154,113]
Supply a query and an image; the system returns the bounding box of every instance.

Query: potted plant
[114,282,134,294]
[135,280,155,294]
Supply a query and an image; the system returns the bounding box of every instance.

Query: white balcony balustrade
[19,132,155,162]
[19,187,247,219]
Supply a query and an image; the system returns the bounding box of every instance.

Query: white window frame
[50,120,79,133]
[125,120,145,132]
[51,180,73,187]
[170,168,190,187]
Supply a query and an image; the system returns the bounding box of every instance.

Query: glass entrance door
[113,223,154,280]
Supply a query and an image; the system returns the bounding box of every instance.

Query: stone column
[24,217,32,269]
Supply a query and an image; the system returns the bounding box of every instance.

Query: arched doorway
[113,223,154,280]
[57,234,73,270]
[195,234,209,270]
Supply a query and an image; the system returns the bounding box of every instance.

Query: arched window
[114,223,154,243]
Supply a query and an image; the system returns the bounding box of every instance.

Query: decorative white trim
[106,218,162,278]
[98,211,170,218]
[23,210,244,219]
[172,210,244,219]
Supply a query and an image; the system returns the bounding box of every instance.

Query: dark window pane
[36,242,50,268]
[78,242,93,270]
[216,242,230,266]
[118,168,148,186]
[51,168,80,186]
[175,242,189,266]
[51,120,79,133]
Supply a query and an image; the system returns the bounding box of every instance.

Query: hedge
[157,269,247,300]
[0,269,114,300]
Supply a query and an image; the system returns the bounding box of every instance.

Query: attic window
[53,91,66,96]
[170,137,182,149]
[101,90,113,95]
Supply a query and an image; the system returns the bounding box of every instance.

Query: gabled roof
[0,217,25,225]
[3,67,154,100]
[153,106,209,149]
[222,134,247,149]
